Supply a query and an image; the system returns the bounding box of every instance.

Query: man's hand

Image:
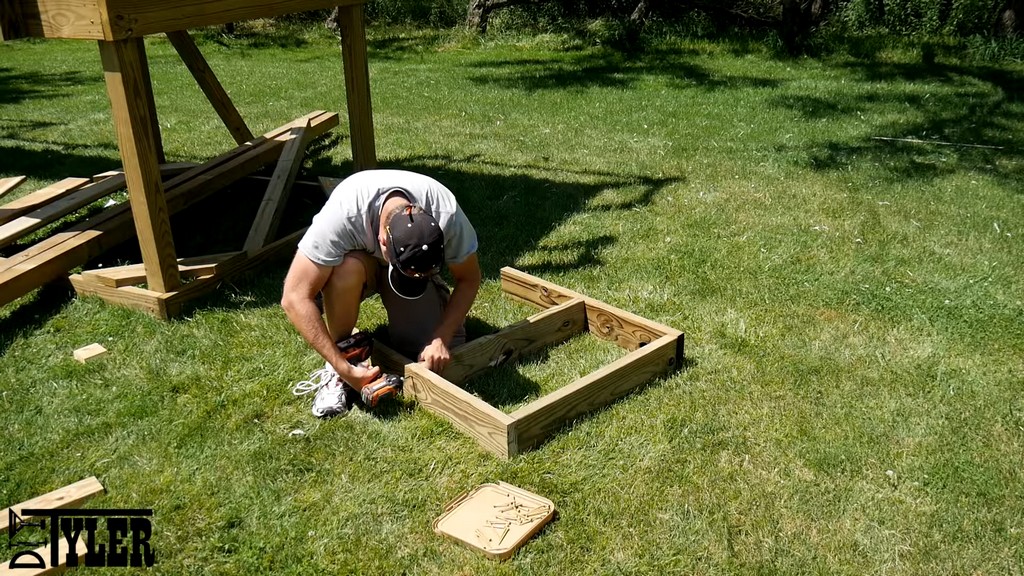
[336,362,382,391]
[418,337,451,372]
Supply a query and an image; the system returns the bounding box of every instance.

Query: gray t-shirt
[297,169,478,268]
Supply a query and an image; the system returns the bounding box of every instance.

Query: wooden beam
[243,121,309,253]
[0,178,90,226]
[0,175,130,250]
[442,298,586,385]
[100,37,179,293]
[405,363,514,459]
[509,334,679,454]
[0,537,89,575]
[0,112,338,310]
[0,477,105,532]
[500,267,680,353]
[80,251,244,288]
[71,226,307,318]
[335,4,377,170]
[165,30,254,145]
[100,0,366,40]
[0,176,27,199]
[370,338,414,376]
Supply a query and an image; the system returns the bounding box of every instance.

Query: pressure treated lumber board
[0,477,105,532]
[0,178,90,226]
[500,267,684,357]
[405,363,514,459]
[335,4,376,170]
[100,37,179,292]
[0,111,337,309]
[11,0,366,40]
[440,298,587,386]
[70,226,307,318]
[0,176,128,250]
[370,338,414,375]
[244,121,310,253]
[0,536,88,575]
[509,334,679,453]
[165,30,253,145]
[80,251,244,288]
[0,176,27,199]
[0,163,199,248]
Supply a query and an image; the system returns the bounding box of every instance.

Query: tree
[995,0,1023,37]
[466,0,538,34]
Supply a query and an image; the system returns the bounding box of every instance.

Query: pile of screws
[473,496,552,550]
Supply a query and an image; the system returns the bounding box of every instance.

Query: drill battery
[336,332,404,408]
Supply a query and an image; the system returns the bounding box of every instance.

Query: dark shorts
[348,251,466,359]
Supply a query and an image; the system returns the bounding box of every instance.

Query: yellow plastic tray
[433,481,556,560]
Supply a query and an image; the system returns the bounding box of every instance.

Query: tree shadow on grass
[0,143,121,183]
[770,59,1024,191]
[463,45,781,92]
[0,67,100,107]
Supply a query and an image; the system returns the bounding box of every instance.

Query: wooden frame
[371,267,685,459]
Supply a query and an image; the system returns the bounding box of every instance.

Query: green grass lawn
[2,23,1023,574]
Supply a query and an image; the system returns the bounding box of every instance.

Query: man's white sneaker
[293,363,354,418]
[311,378,350,418]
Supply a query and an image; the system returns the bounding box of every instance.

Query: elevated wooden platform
[2,0,376,317]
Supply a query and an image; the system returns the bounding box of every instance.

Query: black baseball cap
[385,204,444,300]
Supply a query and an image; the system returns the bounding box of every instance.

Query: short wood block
[73,343,108,363]
[0,536,88,575]
[0,477,105,532]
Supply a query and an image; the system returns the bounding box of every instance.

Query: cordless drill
[335,332,404,408]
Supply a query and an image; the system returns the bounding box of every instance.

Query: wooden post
[336,4,377,170]
[99,38,180,293]
[166,30,254,145]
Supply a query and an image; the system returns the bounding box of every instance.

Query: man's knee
[324,253,371,296]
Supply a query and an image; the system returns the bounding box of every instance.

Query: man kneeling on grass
[281,169,481,417]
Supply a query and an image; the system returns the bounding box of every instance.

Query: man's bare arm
[281,252,378,388]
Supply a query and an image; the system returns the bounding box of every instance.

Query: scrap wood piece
[0,161,202,250]
[0,111,338,310]
[0,175,132,250]
[0,178,91,226]
[73,343,108,363]
[0,477,105,532]
[166,30,254,145]
[0,176,27,199]
[243,120,312,253]
[0,536,88,575]
[80,251,244,288]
